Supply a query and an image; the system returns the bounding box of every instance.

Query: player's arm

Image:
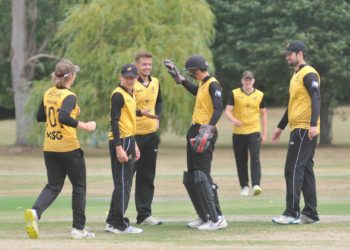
[272,108,288,142]
[181,79,199,96]
[260,95,267,144]
[155,84,163,129]
[304,72,321,139]
[208,82,223,126]
[224,92,242,127]
[110,92,128,163]
[59,95,95,132]
[36,99,46,122]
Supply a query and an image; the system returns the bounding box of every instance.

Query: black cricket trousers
[283,128,319,221]
[186,124,222,216]
[134,132,160,224]
[106,137,136,231]
[232,132,262,188]
[32,149,87,230]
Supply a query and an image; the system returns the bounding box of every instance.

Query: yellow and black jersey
[288,65,320,132]
[39,86,80,152]
[191,76,223,125]
[108,85,137,145]
[227,88,266,134]
[134,76,162,135]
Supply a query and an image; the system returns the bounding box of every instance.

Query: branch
[25,53,60,66]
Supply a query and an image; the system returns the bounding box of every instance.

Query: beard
[287,58,299,67]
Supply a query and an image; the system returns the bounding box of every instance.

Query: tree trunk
[11,0,33,145]
[319,101,333,145]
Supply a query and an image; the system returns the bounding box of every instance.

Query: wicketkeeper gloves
[190,124,215,153]
[164,59,185,84]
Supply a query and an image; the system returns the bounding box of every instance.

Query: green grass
[0,107,350,249]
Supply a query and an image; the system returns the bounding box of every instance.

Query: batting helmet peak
[185,55,209,70]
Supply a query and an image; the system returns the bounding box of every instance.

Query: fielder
[24,59,96,239]
[133,51,163,225]
[105,64,157,234]
[224,71,267,196]
[272,41,321,224]
[164,55,227,231]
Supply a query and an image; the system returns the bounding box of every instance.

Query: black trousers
[232,132,262,188]
[134,132,160,224]
[32,149,86,230]
[106,137,136,230]
[283,128,319,221]
[186,124,222,216]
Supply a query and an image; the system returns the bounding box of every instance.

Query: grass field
[0,107,350,250]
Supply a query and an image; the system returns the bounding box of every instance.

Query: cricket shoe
[272,215,301,225]
[71,228,95,239]
[105,224,142,234]
[24,209,39,239]
[198,216,228,231]
[300,215,320,224]
[253,185,262,196]
[187,218,207,228]
[140,216,163,225]
[240,186,250,196]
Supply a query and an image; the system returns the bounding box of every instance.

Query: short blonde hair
[135,51,152,62]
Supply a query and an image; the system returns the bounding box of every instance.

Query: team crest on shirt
[311,81,319,88]
[215,90,222,97]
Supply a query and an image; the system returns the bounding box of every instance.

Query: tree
[35,0,215,140]
[209,0,350,145]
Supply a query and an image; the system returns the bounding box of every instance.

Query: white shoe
[71,228,95,239]
[300,215,320,224]
[197,220,212,230]
[272,215,301,225]
[253,185,262,196]
[240,186,250,196]
[140,216,163,225]
[187,218,206,228]
[123,225,143,234]
[105,224,121,233]
[198,215,228,231]
[24,209,39,239]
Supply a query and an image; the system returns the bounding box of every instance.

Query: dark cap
[121,64,138,78]
[241,70,254,79]
[283,40,307,55]
[54,59,80,78]
[185,55,209,70]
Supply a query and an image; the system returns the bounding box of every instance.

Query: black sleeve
[181,78,198,96]
[260,95,266,109]
[277,108,288,130]
[303,73,321,126]
[155,84,163,119]
[110,92,124,146]
[36,99,46,122]
[226,92,234,106]
[58,95,79,128]
[208,82,224,126]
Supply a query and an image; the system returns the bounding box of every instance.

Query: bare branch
[25,53,60,66]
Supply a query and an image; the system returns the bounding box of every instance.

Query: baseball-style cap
[121,64,138,78]
[241,70,254,79]
[283,40,307,55]
[54,59,80,78]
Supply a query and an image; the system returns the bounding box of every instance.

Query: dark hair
[135,51,153,62]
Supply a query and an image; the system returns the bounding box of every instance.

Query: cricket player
[105,64,157,234]
[24,59,96,239]
[164,55,227,231]
[272,41,321,224]
[133,51,163,225]
[225,70,267,196]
